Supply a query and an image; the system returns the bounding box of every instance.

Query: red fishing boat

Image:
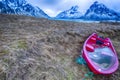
[82,33,119,74]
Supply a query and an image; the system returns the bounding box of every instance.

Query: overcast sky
[26,0,120,17]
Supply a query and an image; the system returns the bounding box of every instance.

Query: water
[88,47,116,70]
[49,18,120,23]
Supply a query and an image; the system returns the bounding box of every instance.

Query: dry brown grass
[0,14,120,80]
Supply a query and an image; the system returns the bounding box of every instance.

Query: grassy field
[0,14,120,80]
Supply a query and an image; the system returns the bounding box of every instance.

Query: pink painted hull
[82,33,119,75]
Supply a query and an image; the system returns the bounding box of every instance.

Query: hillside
[0,14,120,80]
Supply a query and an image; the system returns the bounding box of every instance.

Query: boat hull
[82,33,119,75]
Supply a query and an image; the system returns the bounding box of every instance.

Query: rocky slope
[0,14,120,80]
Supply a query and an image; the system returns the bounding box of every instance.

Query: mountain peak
[93,1,98,4]
[94,1,98,4]
[84,1,120,20]
[89,1,106,11]
[56,5,82,19]
[93,1,104,6]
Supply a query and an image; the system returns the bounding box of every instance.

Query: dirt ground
[0,14,120,80]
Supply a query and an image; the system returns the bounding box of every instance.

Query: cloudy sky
[26,0,120,17]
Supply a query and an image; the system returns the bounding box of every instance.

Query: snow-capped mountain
[84,1,120,20]
[0,0,49,18]
[56,1,120,21]
[56,6,83,19]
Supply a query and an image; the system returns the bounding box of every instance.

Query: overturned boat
[82,33,119,75]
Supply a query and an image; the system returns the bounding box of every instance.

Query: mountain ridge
[0,0,49,18]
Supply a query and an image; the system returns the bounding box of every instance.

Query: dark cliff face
[84,1,120,20]
[0,0,49,18]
